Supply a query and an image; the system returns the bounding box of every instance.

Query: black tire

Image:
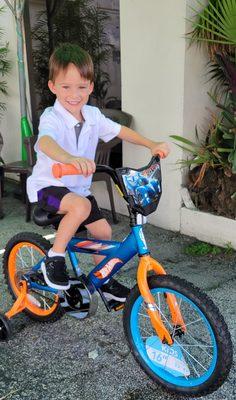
[0,314,12,341]
[123,275,233,397]
[3,232,64,323]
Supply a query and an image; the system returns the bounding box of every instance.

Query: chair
[100,108,132,128]
[0,133,30,219]
[93,108,132,223]
[0,135,37,221]
[94,137,121,224]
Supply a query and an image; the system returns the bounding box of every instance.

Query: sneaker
[101,278,130,303]
[41,256,70,290]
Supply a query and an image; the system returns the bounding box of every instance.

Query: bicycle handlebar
[52,152,164,180]
[52,162,119,184]
[52,156,162,217]
[52,155,162,193]
[52,163,116,179]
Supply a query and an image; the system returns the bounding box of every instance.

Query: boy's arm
[118,126,170,158]
[38,136,72,163]
[38,135,95,176]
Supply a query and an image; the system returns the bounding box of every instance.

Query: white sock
[48,249,65,258]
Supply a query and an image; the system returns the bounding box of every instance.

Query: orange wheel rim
[8,242,59,316]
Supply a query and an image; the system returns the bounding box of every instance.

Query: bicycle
[0,156,233,397]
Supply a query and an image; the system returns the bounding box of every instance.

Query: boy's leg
[86,218,130,303]
[53,192,91,252]
[39,188,91,290]
[85,218,112,265]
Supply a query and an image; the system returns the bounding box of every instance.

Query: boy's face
[48,63,94,120]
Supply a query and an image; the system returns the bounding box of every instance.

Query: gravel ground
[0,182,235,400]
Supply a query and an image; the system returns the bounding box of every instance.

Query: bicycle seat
[33,205,87,234]
[33,205,63,227]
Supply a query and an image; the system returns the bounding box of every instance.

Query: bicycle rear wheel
[123,275,232,397]
[3,232,64,322]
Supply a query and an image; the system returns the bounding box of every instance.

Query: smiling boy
[27,43,169,305]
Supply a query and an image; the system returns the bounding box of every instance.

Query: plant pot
[187,167,236,219]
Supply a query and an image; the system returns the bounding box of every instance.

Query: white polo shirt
[27,100,121,202]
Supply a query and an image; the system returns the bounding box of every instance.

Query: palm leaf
[206,59,233,96]
[189,4,232,41]
[223,133,235,139]
[187,0,236,51]
[231,191,236,200]
[230,149,236,173]
[170,135,200,148]
[217,147,233,152]
[172,143,200,156]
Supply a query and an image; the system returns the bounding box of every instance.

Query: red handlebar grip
[52,164,62,178]
[52,163,81,178]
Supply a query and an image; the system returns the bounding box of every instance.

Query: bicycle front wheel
[123,275,232,397]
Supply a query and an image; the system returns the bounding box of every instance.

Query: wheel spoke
[184,351,201,378]
[140,326,154,337]
[174,339,208,372]
[156,304,173,330]
[17,250,28,269]
[175,317,204,331]
[138,312,150,319]
[184,330,212,358]
[157,292,161,315]
[25,245,35,266]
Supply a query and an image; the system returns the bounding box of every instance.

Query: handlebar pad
[52,163,82,178]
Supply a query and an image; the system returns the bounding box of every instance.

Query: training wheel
[0,314,12,341]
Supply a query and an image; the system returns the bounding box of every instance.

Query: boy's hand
[65,156,96,177]
[150,142,170,159]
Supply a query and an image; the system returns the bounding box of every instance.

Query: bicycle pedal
[108,300,124,312]
[29,271,45,283]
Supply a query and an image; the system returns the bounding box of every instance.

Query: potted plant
[31,0,113,111]
[172,0,236,219]
[0,6,11,118]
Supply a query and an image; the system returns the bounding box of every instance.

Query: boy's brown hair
[49,43,94,82]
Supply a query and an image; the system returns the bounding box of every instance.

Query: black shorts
[37,186,104,226]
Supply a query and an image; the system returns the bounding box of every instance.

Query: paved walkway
[0,183,235,400]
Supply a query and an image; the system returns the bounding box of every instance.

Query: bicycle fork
[137,254,186,345]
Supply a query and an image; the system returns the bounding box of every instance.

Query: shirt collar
[54,99,95,129]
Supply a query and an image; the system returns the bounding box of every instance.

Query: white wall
[115,0,188,230]
[0,1,21,163]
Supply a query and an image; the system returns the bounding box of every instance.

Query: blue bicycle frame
[28,223,149,295]
[27,156,162,296]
